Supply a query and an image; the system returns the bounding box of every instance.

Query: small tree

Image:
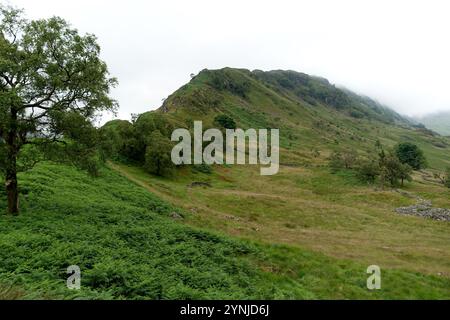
[341,149,358,169]
[214,114,236,129]
[383,152,412,187]
[398,163,413,186]
[356,159,380,184]
[328,151,344,173]
[0,6,117,214]
[395,142,427,170]
[328,149,357,172]
[434,167,450,188]
[144,131,174,176]
[445,167,450,188]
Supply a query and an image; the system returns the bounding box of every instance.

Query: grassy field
[0,162,449,299]
[109,160,450,278]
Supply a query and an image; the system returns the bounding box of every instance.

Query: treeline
[329,141,434,188]
[99,112,237,176]
[99,112,175,176]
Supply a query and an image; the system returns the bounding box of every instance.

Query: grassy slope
[111,162,450,277]
[160,68,450,170]
[1,68,449,299]
[0,162,449,299]
[112,68,450,280]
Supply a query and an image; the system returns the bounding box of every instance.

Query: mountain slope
[3,162,449,299]
[158,68,450,170]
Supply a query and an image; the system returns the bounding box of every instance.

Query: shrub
[394,142,427,170]
[434,167,450,188]
[214,114,237,130]
[356,159,380,183]
[328,150,358,172]
[445,168,450,188]
[144,131,174,176]
[380,152,413,187]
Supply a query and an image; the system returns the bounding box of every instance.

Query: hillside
[414,112,450,136]
[2,68,449,299]
[104,68,450,283]
[158,68,449,169]
[2,163,449,299]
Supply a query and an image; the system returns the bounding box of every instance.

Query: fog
[10,0,450,123]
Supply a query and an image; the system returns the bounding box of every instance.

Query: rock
[395,203,450,221]
[170,212,183,220]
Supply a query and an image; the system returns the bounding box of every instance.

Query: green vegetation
[214,114,237,129]
[0,162,449,299]
[1,5,449,299]
[329,144,414,187]
[0,6,117,214]
[144,131,174,176]
[434,167,450,188]
[395,142,427,170]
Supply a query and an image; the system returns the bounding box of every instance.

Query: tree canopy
[394,142,427,170]
[0,5,117,214]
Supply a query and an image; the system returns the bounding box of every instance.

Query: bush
[214,114,237,129]
[381,152,413,187]
[328,151,344,173]
[356,159,380,184]
[394,142,427,170]
[445,169,450,188]
[434,167,450,188]
[328,150,357,172]
[144,131,174,176]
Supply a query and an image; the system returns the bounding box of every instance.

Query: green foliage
[380,152,413,187]
[331,142,416,187]
[205,69,250,98]
[100,120,143,162]
[0,5,117,213]
[395,142,427,170]
[100,112,175,166]
[434,167,450,188]
[134,112,175,139]
[1,162,449,299]
[328,149,358,172]
[328,151,344,173]
[445,167,450,188]
[356,159,380,184]
[252,70,350,109]
[0,139,6,175]
[144,131,174,176]
[213,114,237,129]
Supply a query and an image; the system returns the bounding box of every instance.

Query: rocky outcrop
[396,201,450,222]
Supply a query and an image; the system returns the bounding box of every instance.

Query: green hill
[0,162,449,299]
[2,68,450,299]
[157,68,449,169]
[97,68,450,299]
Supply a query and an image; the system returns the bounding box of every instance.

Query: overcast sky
[10,0,450,123]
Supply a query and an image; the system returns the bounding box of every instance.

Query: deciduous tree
[0,6,117,214]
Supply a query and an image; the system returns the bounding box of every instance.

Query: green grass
[110,161,450,279]
[1,162,449,299]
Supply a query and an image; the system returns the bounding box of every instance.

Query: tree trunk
[5,167,19,215]
[5,107,19,215]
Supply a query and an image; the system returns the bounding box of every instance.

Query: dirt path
[107,161,166,198]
